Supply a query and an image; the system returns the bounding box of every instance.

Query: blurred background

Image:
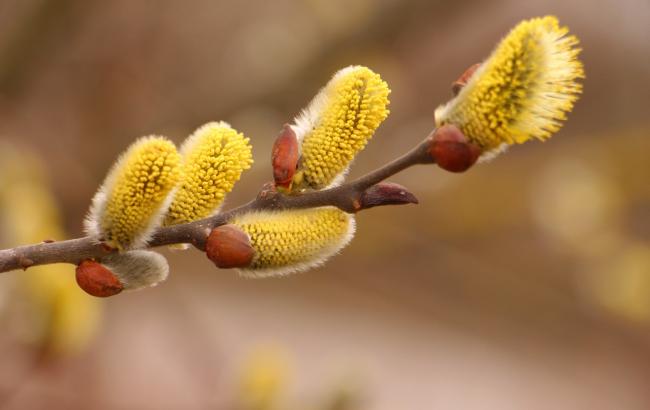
[0,0,649,408]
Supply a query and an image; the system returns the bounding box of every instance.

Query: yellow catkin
[231,207,355,277]
[435,16,584,153]
[86,136,181,249]
[165,122,253,225]
[292,66,390,191]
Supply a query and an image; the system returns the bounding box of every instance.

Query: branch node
[19,257,34,270]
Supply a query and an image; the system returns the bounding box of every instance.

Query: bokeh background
[1,0,649,408]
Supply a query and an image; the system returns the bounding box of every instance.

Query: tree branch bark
[0,133,435,274]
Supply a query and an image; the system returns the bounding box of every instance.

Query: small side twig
[0,132,435,274]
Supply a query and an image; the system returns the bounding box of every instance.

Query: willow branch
[0,132,435,274]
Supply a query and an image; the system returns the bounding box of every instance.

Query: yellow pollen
[231,207,355,277]
[293,66,390,191]
[435,16,584,152]
[165,122,253,225]
[90,136,181,249]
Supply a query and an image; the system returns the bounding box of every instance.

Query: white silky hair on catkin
[102,250,170,290]
[83,137,139,240]
[83,190,107,240]
[478,143,509,163]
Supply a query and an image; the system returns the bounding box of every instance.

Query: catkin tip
[165,122,253,225]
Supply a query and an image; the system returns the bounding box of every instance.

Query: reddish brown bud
[451,63,481,96]
[75,259,123,298]
[429,124,481,173]
[359,182,418,211]
[206,224,254,269]
[271,124,299,189]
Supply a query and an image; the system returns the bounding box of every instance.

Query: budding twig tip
[359,182,418,210]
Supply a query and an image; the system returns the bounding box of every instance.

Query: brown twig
[0,133,435,274]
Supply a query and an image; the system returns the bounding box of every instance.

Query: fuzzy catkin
[165,122,253,225]
[231,207,355,277]
[435,16,584,153]
[291,66,390,191]
[85,136,181,249]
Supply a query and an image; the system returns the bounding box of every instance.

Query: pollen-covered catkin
[434,16,584,155]
[165,122,253,225]
[230,207,355,277]
[291,66,390,191]
[85,136,181,249]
